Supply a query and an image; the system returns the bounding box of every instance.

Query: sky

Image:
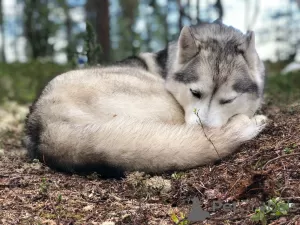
[0,0,299,63]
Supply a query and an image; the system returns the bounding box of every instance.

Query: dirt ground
[0,102,299,225]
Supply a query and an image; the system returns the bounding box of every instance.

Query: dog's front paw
[252,115,268,128]
[241,114,268,141]
[226,114,268,142]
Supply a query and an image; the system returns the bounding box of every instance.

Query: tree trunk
[119,0,139,54]
[196,0,201,23]
[86,0,110,63]
[163,0,169,44]
[24,0,53,59]
[177,0,183,30]
[0,0,6,62]
[214,0,224,21]
[62,0,73,62]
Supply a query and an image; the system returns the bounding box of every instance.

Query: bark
[85,0,110,62]
[0,0,6,62]
[214,0,224,21]
[196,0,201,23]
[119,0,139,54]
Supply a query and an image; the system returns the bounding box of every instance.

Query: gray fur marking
[174,71,199,83]
[233,79,258,94]
[173,23,255,86]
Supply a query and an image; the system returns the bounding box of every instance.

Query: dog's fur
[24,22,267,177]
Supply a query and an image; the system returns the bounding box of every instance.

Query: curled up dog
[23,21,268,178]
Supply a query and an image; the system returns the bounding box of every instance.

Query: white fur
[25,67,267,174]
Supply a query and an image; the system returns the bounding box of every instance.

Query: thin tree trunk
[196,0,200,23]
[0,0,6,62]
[86,0,110,63]
[177,0,183,30]
[24,0,52,59]
[62,0,73,61]
[164,1,169,44]
[97,0,110,62]
[145,4,152,52]
[119,0,138,55]
[214,0,224,20]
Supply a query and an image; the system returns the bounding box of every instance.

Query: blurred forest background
[0,0,300,104]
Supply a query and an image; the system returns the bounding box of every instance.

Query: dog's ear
[238,31,258,68]
[177,26,199,64]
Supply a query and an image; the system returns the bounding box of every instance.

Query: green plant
[171,212,189,225]
[265,72,300,105]
[283,147,293,154]
[283,143,297,154]
[75,21,102,66]
[171,172,185,180]
[39,178,49,195]
[0,62,71,104]
[251,197,292,225]
[57,194,62,204]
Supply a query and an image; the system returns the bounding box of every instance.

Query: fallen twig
[262,153,300,169]
[194,109,221,159]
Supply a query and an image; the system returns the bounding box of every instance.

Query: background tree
[85,0,110,63]
[23,0,59,59]
[0,0,6,62]
[0,0,300,106]
[118,0,139,56]
[214,0,224,21]
[60,0,74,62]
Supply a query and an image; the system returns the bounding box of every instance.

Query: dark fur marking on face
[174,72,198,83]
[233,79,258,94]
[156,47,168,78]
[174,56,200,83]
[208,85,219,109]
[201,38,243,57]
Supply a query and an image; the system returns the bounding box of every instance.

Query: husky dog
[24,21,267,177]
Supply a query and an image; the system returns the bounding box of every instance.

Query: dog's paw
[225,114,268,142]
[241,114,268,141]
[251,115,268,128]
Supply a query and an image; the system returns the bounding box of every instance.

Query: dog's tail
[24,115,262,177]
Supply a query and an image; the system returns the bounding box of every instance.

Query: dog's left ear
[177,26,199,64]
[246,31,256,52]
[242,31,258,67]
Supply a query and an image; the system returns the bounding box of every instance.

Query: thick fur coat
[24,22,267,177]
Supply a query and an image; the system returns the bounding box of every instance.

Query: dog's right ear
[177,26,199,64]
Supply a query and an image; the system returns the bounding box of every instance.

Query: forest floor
[0,101,300,225]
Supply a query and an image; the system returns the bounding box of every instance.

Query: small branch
[194,109,221,159]
[262,153,300,169]
[281,197,300,200]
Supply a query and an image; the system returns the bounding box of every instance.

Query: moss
[265,72,300,105]
[0,61,72,104]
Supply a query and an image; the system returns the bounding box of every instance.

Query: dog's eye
[220,97,237,105]
[190,89,202,99]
